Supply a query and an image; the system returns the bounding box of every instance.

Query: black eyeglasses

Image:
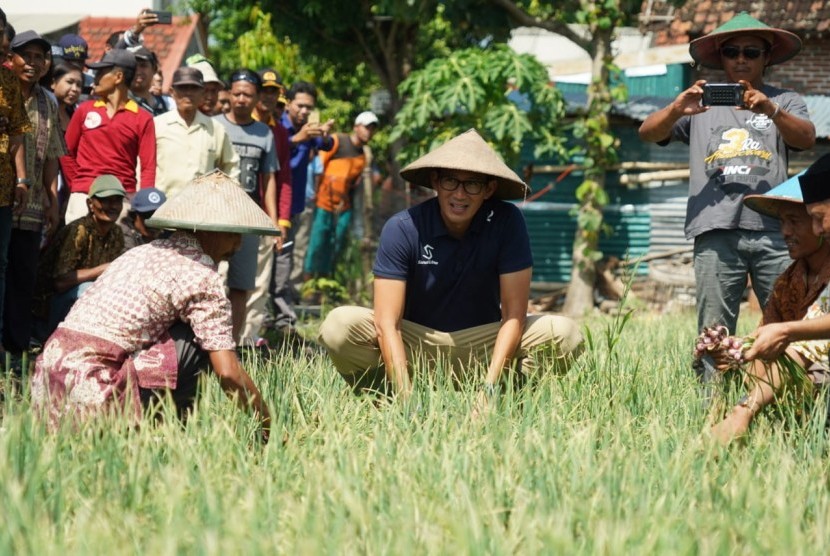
[720,45,766,60]
[437,175,487,195]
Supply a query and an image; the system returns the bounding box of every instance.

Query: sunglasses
[720,45,766,60]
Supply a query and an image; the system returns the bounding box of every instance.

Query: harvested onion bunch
[693,325,812,392]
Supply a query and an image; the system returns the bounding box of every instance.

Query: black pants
[3,229,41,353]
[138,322,210,418]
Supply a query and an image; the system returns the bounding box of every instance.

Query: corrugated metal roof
[521,203,652,283]
[805,96,830,140]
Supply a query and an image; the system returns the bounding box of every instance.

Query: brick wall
[693,38,830,94]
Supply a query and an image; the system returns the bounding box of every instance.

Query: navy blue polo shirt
[373,197,532,332]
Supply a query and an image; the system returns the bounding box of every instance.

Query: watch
[16,177,31,186]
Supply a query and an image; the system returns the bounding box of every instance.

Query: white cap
[188,60,221,85]
[354,111,379,127]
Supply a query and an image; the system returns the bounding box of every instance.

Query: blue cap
[743,171,805,218]
[58,33,88,61]
[131,188,166,213]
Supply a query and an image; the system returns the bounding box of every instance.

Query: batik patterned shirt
[0,66,32,207]
[32,232,235,420]
[789,282,830,366]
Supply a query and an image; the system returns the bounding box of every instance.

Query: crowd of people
[0,6,382,365]
[4,8,830,447]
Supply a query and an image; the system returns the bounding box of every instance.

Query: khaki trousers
[318,306,583,390]
[241,235,276,344]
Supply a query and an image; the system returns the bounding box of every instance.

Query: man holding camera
[639,12,815,387]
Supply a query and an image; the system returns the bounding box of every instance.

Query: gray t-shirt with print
[666,86,810,239]
[214,114,278,205]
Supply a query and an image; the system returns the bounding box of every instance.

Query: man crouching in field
[319,129,583,415]
[712,155,830,444]
[31,171,273,442]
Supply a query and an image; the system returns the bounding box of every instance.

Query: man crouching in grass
[31,171,273,442]
[319,129,583,416]
[712,155,830,444]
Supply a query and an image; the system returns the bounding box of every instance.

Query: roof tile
[77,14,201,92]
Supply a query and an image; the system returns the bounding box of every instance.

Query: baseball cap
[58,33,88,61]
[172,67,204,88]
[229,68,261,89]
[87,49,137,70]
[128,46,158,66]
[10,30,51,54]
[88,175,127,198]
[277,89,288,105]
[354,111,379,127]
[258,68,282,88]
[186,54,222,85]
[131,188,167,213]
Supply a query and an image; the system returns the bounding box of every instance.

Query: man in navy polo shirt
[319,129,583,412]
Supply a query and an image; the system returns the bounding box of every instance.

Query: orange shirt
[315,133,365,212]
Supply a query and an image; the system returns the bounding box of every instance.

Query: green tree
[391,44,568,167]
[248,1,513,183]
[186,2,380,134]
[485,0,686,316]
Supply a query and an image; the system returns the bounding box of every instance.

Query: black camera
[701,83,745,107]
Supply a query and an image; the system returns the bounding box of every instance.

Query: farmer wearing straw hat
[639,12,816,388]
[31,171,274,441]
[319,129,583,413]
[709,164,830,444]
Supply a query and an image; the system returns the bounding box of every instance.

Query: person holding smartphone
[270,81,334,335]
[118,8,171,49]
[638,12,815,395]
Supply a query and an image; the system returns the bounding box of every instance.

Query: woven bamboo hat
[689,12,802,70]
[399,129,529,200]
[146,170,279,235]
[743,171,805,218]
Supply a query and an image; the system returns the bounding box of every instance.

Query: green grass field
[2,306,830,554]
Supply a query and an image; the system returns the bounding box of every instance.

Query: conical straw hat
[689,12,802,70]
[146,170,279,235]
[743,171,805,218]
[399,129,529,200]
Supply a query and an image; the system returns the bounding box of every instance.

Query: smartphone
[702,83,744,107]
[146,10,173,24]
[307,110,320,125]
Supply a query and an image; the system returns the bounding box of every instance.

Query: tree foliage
[484,0,649,315]
[391,44,567,169]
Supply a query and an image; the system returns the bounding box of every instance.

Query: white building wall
[3,0,159,18]
[4,0,175,35]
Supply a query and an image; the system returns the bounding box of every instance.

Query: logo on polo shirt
[486,209,494,222]
[84,112,102,129]
[418,244,438,265]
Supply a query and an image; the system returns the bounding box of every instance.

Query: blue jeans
[0,206,11,346]
[693,229,790,383]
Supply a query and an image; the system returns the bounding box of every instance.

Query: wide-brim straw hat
[743,171,805,218]
[146,170,279,235]
[399,129,529,200]
[689,12,802,70]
